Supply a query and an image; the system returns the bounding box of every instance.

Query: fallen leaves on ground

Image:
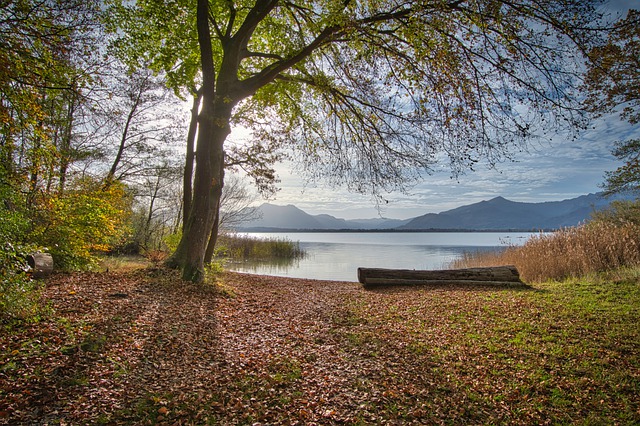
[1,269,639,424]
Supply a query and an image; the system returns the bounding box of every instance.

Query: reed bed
[216,233,305,261]
[450,221,640,282]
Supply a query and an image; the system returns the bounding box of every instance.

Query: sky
[232,0,640,220]
[265,117,639,220]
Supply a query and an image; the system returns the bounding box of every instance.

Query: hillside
[239,203,409,230]
[239,193,630,231]
[400,193,622,230]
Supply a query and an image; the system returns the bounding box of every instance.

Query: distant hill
[238,204,410,230]
[399,193,630,231]
[237,193,633,231]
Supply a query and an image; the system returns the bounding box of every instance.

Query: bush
[215,233,305,261]
[0,244,47,324]
[590,199,640,226]
[0,184,46,323]
[32,178,132,270]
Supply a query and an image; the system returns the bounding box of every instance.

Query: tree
[111,0,606,282]
[218,174,262,232]
[124,160,184,254]
[602,139,640,196]
[586,9,640,196]
[203,173,261,264]
[0,0,103,193]
[32,176,131,269]
[99,65,185,186]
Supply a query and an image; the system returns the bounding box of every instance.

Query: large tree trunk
[166,103,229,282]
[165,0,231,282]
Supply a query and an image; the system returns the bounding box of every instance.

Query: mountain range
[237,193,632,231]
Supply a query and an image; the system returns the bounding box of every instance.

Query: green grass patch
[342,268,640,424]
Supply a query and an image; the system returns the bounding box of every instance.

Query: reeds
[216,233,305,261]
[450,221,640,282]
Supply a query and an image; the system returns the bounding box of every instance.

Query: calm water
[227,232,537,282]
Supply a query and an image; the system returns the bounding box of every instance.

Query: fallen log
[357,265,526,288]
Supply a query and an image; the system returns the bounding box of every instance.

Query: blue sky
[236,0,640,220]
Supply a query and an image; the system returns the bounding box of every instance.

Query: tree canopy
[111,0,602,194]
[586,9,640,196]
[0,0,187,273]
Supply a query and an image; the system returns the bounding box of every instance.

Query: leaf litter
[1,268,638,424]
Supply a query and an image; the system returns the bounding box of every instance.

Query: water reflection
[226,256,302,275]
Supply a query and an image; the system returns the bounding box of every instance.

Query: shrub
[32,178,132,270]
[590,199,640,226]
[0,243,47,324]
[0,184,46,323]
[450,221,640,282]
[517,222,640,281]
[452,221,640,281]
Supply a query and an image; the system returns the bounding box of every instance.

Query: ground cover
[1,268,639,424]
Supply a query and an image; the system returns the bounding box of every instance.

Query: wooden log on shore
[358,265,526,288]
[27,252,54,278]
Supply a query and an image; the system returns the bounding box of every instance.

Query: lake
[227,232,538,282]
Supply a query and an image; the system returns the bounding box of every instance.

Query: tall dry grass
[450,221,640,282]
[215,233,305,261]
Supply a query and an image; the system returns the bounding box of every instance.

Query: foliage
[1,269,638,423]
[450,221,640,282]
[586,9,640,126]
[101,65,186,184]
[112,0,605,197]
[590,199,640,226]
[0,0,104,193]
[1,0,188,278]
[0,183,45,323]
[31,178,132,270]
[103,0,202,98]
[602,139,640,195]
[586,9,640,196]
[162,231,182,254]
[0,249,47,324]
[109,0,608,282]
[118,206,176,255]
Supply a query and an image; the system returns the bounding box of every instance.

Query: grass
[339,268,640,424]
[98,254,151,272]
